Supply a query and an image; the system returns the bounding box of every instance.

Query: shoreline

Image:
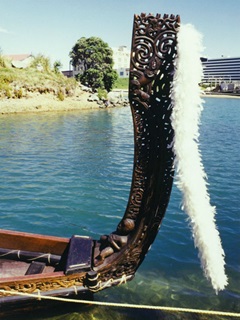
[0,92,100,115]
[202,93,240,99]
[0,92,239,115]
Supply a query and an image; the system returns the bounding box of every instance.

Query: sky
[0,0,240,70]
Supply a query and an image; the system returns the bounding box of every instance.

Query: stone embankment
[88,89,129,108]
[0,89,130,115]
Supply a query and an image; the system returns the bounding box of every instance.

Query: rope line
[90,274,128,293]
[0,289,239,317]
[0,250,21,258]
[28,253,51,264]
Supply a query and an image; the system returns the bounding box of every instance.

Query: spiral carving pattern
[94,13,180,283]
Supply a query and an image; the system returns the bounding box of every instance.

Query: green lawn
[113,77,129,90]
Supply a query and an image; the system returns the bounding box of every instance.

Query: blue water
[0,97,239,319]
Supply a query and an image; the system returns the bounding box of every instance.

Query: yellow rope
[0,289,239,317]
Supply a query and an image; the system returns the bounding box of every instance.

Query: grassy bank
[0,59,77,101]
[0,55,102,114]
[0,54,128,100]
[0,54,130,114]
[113,77,129,90]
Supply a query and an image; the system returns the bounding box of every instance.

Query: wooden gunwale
[0,229,69,255]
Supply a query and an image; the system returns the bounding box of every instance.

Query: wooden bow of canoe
[0,13,180,313]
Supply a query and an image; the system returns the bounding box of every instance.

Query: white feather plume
[170,24,228,292]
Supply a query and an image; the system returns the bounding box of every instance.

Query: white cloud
[0,27,10,34]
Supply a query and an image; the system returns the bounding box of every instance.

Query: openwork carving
[0,274,85,297]
[94,13,180,282]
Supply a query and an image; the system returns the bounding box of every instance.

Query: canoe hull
[0,229,93,313]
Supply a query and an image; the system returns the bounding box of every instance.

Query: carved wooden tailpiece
[93,13,180,282]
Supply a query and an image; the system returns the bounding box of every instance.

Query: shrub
[53,60,62,73]
[5,87,11,98]
[0,82,10,98]
[0,55,7,68]
[57,89,64,101]
[0,70,14,83]
[65,85,72,96]
[30,54,51,73]
[14,88,23,99]
[97,87,108,100]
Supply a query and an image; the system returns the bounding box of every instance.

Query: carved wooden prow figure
[93,13,180,286]
[0,13,181,314]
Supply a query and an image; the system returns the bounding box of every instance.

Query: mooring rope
[89,274,128,292]
[0,289,239,318]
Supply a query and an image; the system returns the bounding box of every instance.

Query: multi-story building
[64,46,130,79]
[201,57,240,84]
[112,46,130,78]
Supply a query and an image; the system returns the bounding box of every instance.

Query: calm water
[0,97,239,319]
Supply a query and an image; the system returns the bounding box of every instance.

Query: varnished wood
[0,229,69,255]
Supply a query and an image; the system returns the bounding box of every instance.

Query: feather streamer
[170,24,228,292]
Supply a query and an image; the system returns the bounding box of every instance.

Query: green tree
[69,37,118,91]
[53,60,63,73]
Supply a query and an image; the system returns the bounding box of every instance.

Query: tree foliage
[53,60,63,73]
[69,37,118,92]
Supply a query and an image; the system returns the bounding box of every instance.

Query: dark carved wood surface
[93,13,180,282]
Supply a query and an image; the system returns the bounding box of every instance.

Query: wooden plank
[0,229,69,255]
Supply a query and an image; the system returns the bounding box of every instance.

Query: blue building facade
[201,57,240,83]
